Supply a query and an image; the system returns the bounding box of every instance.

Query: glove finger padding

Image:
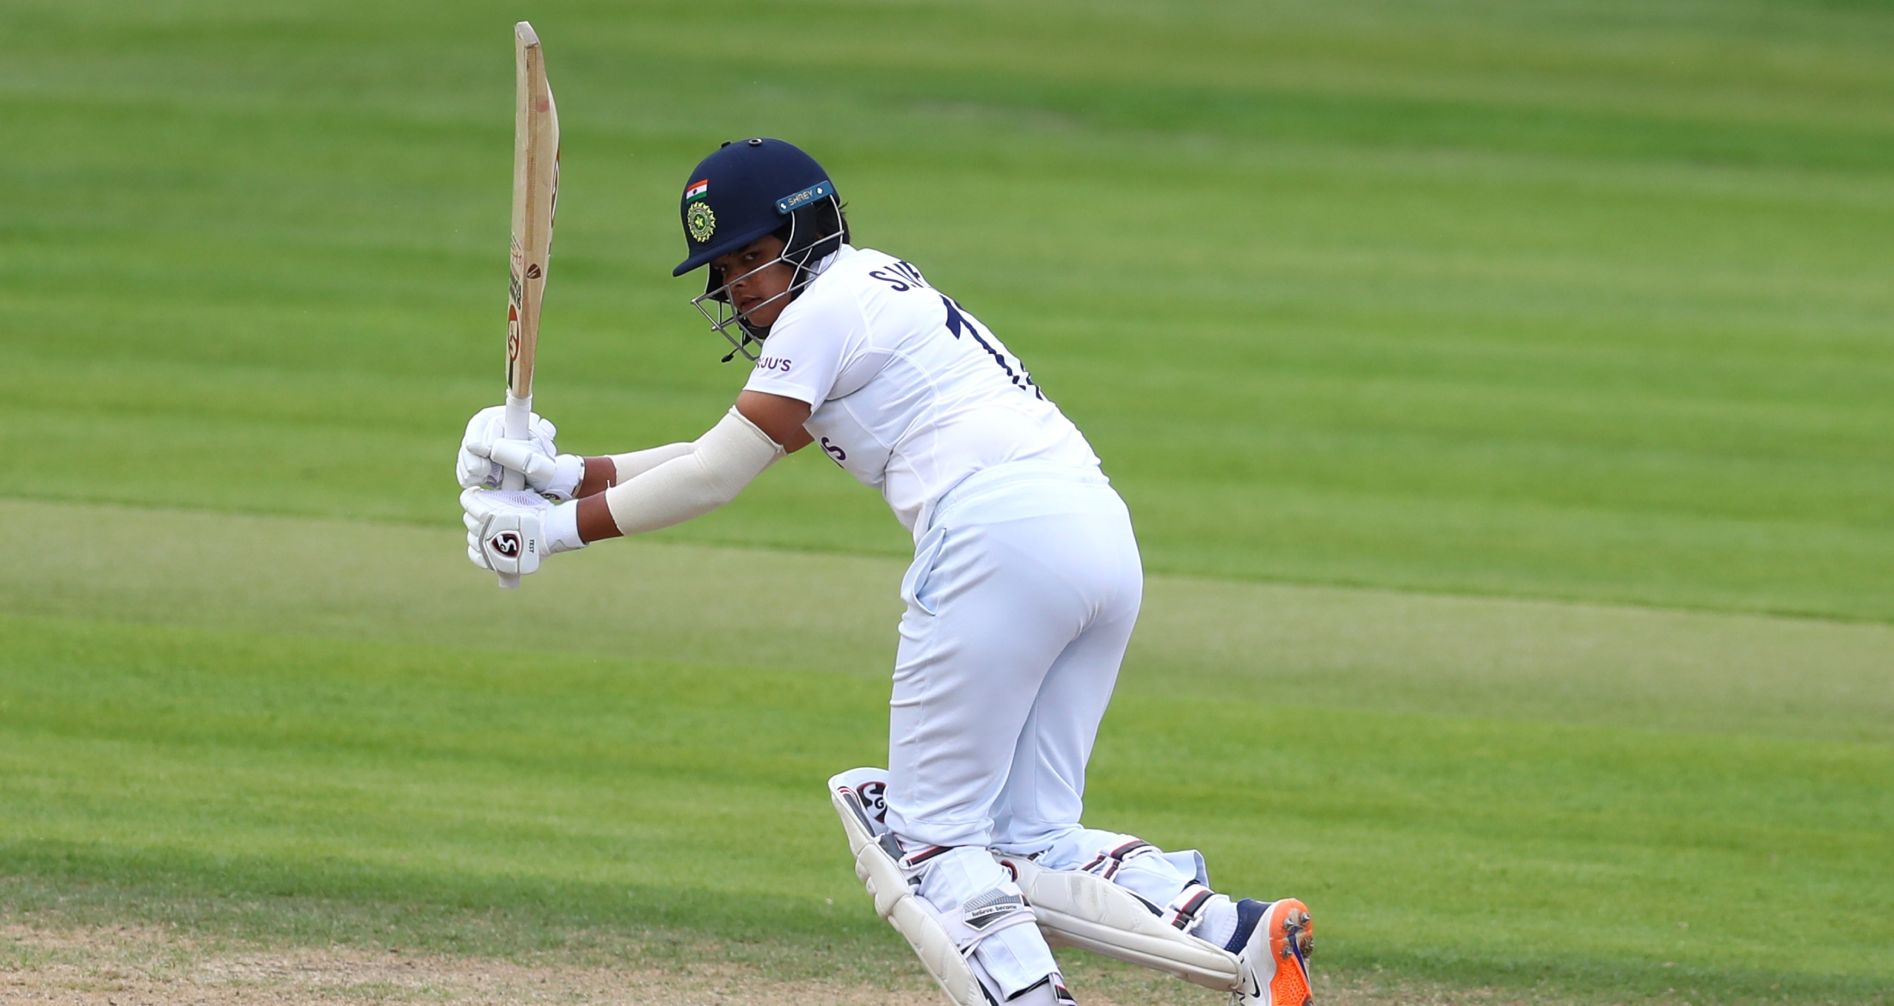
[460,488,548,576]
[457,405,560,490]
[486,439,584,500]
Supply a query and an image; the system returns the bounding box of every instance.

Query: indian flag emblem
[685,179,710,202]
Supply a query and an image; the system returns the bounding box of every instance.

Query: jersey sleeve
[740,285,864,407]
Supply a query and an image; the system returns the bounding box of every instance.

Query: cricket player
[457,138,1314,1005]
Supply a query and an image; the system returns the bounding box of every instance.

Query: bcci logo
[489,531,523,558]
[687,202,717,243]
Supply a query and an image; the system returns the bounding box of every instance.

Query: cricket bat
[499,20,559,589]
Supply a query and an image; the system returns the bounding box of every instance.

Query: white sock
[1190,894,1239,950]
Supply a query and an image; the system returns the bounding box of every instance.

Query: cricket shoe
[1228,897,1314,1006]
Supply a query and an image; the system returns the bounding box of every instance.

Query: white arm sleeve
[608,442,695,484]
[603,408,785,536]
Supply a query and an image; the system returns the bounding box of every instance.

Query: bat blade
[508,20,557,408]
[498,20,560,589]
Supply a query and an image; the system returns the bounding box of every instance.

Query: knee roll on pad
[829,770,1038,1006]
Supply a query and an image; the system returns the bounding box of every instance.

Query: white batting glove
[479,438,585,500]
[460,488,586,577]
[456,406,583,499]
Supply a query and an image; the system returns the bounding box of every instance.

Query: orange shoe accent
[1262,898,1314,1006]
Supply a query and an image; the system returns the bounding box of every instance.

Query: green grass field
[3,1,1891,1003]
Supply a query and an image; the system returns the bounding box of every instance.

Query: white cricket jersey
[741,245,1100,537]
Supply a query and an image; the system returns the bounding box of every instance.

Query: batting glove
[460,488,585,577]
[456,405,583,500]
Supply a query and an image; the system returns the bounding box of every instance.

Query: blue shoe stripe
[1225,897,1269,954]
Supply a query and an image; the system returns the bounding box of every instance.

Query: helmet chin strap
[721,328,762,364]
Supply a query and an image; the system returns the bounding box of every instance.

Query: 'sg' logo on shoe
[489,531,523,558]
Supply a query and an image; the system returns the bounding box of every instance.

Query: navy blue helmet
[674,138,849,361]
[674,138,834,276]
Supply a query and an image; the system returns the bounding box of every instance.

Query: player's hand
[477,438,585,501]
[455,406,582,499]
[460,488,584,577]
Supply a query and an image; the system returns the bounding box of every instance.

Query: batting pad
[997,853,1243,992]
[828,770,992,1006]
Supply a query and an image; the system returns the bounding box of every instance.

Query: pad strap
[940,887,1039,950]
[896,844,1036,951]
[1079,839,1156,881]
[901,845,954,872]
[1162,883,1216,930]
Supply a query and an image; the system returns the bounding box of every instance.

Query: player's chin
[739,301,787,328]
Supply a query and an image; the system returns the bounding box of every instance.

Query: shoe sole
[1260,898,1314,1006]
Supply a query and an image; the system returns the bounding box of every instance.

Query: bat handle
[494,390,533,590]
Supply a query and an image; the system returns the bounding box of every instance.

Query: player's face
[713,235,796,328]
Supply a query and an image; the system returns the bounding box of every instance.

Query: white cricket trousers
[883,461,1143,852]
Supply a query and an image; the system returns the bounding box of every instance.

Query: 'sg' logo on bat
[489,531,523,558]
[507,304,521,363]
